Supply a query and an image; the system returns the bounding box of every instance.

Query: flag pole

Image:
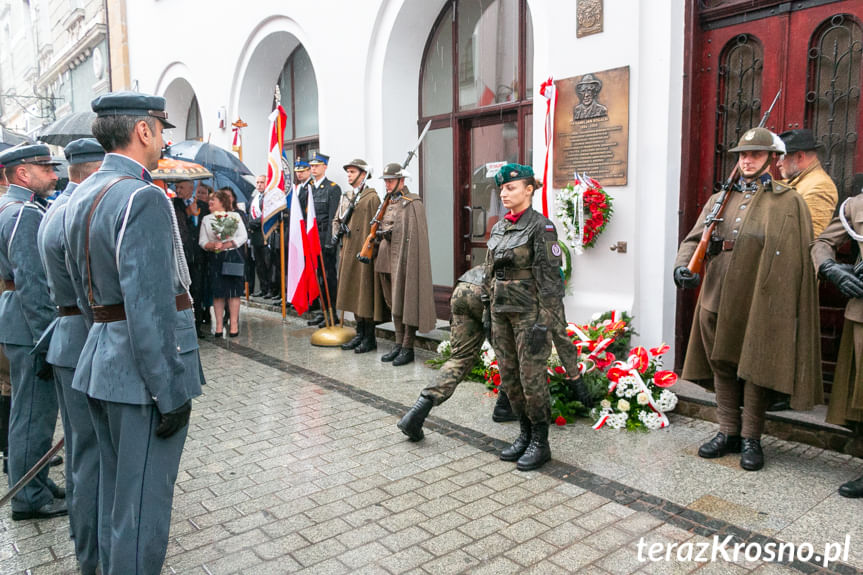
[276,111,287,320]
[232,118,249,302]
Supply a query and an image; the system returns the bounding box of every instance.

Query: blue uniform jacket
[0,185,56,346]
[36,183,89,369]
[64,154,202,412]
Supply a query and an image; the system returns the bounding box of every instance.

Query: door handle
[473,206,487,238]
[463,206,473,239]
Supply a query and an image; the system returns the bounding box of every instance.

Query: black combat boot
[839,474,863,498]
[355,322,377,354]
[397,395,434,441]
[500,416,532,461]
[341,319,365,350]
[739,438,764,471]
[392,348,415,366]
[381,345,402,362]
[697,432,742,459]
[492,391,518,422]
[0,394,9,474]
[517,422,552,471]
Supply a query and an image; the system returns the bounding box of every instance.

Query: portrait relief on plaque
[553,66,629,188]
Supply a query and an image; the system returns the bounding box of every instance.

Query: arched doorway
[275,45,320,168]
[419,0,534,315]
[160,75,199,145]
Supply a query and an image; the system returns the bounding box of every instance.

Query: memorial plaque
[553,66,629,188]
[577,0,603,38]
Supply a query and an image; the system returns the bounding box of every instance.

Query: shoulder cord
[838,198,863,242]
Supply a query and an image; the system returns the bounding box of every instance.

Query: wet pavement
[2,306,863,574]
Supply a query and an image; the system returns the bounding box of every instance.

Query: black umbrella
[0,127,34,148]
[166,140,254,205]
[36,111,97,146]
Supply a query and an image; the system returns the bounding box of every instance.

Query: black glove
[155,401,192,439]
[339,222,350,238]
[820,260,863,299]
[375,229,392,242]
[673,266,701,289]
[35,354,54,381]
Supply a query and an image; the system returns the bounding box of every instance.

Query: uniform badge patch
[551,243,562,257]
[545,224,555,231]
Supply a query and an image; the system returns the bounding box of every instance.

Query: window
[276,45,319,165]
[185,95,202,141]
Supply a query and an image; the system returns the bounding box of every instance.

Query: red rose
[555,415,567,426]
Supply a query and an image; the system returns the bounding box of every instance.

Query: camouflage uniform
[485,208,565,425]
[421,267,485,405]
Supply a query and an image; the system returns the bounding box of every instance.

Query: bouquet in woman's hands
[210,212,238,241]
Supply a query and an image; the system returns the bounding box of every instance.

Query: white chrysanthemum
[638,411,663,430]
[600,399,611,410]
[617,399,630,412]
[436,340,451,355]
[607,413,628,429]
[636,392,650,406]
[656,389,678,412]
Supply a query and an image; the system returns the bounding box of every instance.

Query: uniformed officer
[64,92,203,575]
[248,174,269,297]
[0,144,66,519]
[484,163,565,471]
[36,138,104,572]
[0,161,8,475]
[674,127,822,471]
[812,193,863,497]
[374,163,436,366]
[303,153,341,326]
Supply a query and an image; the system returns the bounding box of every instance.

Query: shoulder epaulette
[330,182,336,187]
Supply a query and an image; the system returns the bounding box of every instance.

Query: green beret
[494,163,534,187]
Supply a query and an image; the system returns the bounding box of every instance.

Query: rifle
[357,120,432,264]
[687,89,781,276]
[335,170,370,243]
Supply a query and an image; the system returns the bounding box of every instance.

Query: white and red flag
[262,105,287,239]
[286,185,321,315]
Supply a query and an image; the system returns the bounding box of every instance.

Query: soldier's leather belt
[722,240,735,251]
[92,293,192,323]
[58,306,81,317]
[3,280,13,291]
[494,268,533,280]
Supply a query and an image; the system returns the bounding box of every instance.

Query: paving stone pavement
[1,307,862,574]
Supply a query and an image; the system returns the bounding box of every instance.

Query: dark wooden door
[678,1,863,385]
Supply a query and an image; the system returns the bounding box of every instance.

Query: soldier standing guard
[0,164,9,475]
[811,193,863,497]
[673,127,822,471]
[64,92,203,575]
[335,159,388,353]
[36,138,104,572]
[484,164,565,471]
[0,144,66,519]
[374,163,436,366]
[303,153,341,326]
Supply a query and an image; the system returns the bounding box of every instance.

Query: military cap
[381,162,407,180]
[494,163,534,187]
[728,127,785,154]
[63,138,105,165]
[0,144,61,168]
[294,157,310,170]
[779,129,823,154]
[308,153,329,165]
[343,158,369,173]
[91,91,176,129]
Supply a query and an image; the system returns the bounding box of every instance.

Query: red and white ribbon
[539,77,557,218]
[592,351,671,430]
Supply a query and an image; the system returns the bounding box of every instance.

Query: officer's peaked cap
[63,138,105,165]
[0,144,61,168]
[91,91,176,129]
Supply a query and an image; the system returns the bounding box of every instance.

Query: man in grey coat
[64,92,203,575]
[0,144,66,520]
[36,138,104,573]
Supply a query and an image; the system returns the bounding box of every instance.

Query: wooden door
[678,1,863,386]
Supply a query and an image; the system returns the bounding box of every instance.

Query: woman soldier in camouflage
[485,163,565,471]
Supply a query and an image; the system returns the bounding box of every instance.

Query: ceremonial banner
[286,187,320,314]
[263,105,288,239]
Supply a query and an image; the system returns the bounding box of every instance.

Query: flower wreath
[555,173,613,254]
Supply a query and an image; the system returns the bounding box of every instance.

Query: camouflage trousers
[492,308,552,424]
[422,283,485,406]
[546,299,580,375]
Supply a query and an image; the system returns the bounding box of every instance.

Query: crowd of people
[0,86,862,575]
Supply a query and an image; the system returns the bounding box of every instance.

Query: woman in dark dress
[199,189,248,337]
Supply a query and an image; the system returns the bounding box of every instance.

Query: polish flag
[262,105,287,239]
[304,187,322,265]
[286,187,320,314]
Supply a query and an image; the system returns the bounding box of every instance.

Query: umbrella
[151,158,213,182]
[166,140,252,176]
[36,111,97,146]
[0,127,34,148]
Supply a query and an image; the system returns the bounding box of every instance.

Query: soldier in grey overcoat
[0,144,66,520]
[36,138,104,573]
[64,92,203,575]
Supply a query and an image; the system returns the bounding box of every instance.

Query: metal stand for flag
[310,250,354,347]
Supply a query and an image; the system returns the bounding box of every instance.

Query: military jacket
[0,184,55,345]
[64,153,203,412]
[312,177,341,250]
[36,184,88,368]
[484,207,564,314]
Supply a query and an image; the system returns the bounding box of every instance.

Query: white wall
[123,0,685,355]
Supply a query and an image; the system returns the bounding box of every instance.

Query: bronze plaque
[577,0,603,38]
[553,66,629,188]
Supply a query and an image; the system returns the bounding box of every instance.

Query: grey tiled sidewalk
[1,307,861,574]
